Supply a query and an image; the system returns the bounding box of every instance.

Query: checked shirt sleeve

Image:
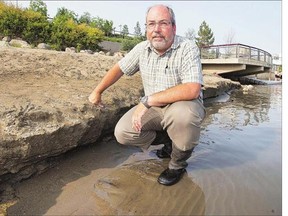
[180,40,203,86]
[118,41,147,76]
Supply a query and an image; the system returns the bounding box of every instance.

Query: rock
[242,84,254,93]
[202,74,241,99]
[106,51,112,56]
[65,47,76,53]
[0,41,10,47]
[80,49,93,54]
[113,52,125,57]
[9,39,31,48]
[2,36,11,42]
[37,43,51,50]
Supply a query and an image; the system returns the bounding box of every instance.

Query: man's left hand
[132,103,149,132]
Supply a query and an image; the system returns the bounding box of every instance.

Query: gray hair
[146,5,176,25]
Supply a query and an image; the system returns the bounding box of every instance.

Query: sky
[7,1,282,55]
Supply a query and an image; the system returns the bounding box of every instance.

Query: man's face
[146,6,176,54]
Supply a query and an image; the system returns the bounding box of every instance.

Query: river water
[7,85,282,215]
[193,84,282,215]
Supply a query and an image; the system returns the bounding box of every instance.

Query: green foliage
[0,1,50,45]
[22,10,51,45]
[103,36,123,43]
[121,38,142,51]
[0,1,141,52]
[78,12,92,24]
[55,7,78,22]
[50,17,104,51]
[29,0,47,17]
[0,3,27,38]
[90,16,114,36]
[196,21,215,48]
[121,24,129,36]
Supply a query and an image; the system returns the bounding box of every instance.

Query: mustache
[152,34,164,39]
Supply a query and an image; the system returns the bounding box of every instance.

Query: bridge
[200,43,273,79]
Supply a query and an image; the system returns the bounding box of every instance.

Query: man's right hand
[88,91,104,108]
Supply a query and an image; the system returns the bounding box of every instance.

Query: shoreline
[0,46,242,210]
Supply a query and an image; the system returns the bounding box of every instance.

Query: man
[89,4,206,186]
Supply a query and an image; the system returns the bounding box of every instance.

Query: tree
[223,28,235,44]
[54,7,78,22]
[122,24,129,37]
[134,21,142,37]
[90,16,113,36]
[100,19,114,36]
[195,21,215,48]
[29,0,47,17]
[78,12,91,24]
[223,29,236,57]
[184,28,195,41]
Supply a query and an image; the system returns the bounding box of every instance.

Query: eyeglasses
[145,20,172,30]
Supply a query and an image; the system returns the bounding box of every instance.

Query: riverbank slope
[0,46,241,209]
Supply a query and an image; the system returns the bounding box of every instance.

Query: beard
[150,35,173,51]
[151,40,167,50]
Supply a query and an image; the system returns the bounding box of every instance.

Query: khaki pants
[114,99,206,168]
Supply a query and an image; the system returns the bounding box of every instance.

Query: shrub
[22,10,51,45]
[0,3,27,38]
[50,17,104,51]
[121,38,142,51]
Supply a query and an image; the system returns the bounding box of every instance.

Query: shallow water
[7,85,282,215]
[196,85,282,215]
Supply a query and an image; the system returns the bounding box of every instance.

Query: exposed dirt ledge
[0,47,241,196]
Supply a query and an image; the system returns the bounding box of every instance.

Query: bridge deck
[200,43,272,78]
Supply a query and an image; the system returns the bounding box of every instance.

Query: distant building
[272,54,282,79]
[272,54,282,72]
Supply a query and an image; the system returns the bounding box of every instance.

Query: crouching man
[89,4,206,186]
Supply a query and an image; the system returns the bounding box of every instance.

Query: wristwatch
[140,96,151,109]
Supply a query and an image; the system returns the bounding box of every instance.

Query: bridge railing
[200,43,272,66]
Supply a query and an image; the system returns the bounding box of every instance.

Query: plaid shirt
[118,35,203,99]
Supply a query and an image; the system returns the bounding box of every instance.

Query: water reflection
[203,85,282,129]
[193,85,282,171]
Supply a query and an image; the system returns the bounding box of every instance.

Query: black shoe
[157,168,186,186]
[156,143,172,158]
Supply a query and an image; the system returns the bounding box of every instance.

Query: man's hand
[88,91,104,108]
[132,103,149,132]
